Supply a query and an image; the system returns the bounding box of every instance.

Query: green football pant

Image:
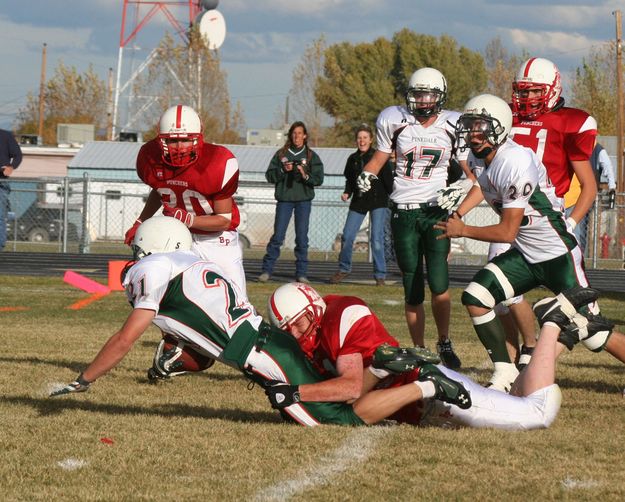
[391,206,450,305]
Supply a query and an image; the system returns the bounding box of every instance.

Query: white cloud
[507,28,600,56]
[226,0,382,16]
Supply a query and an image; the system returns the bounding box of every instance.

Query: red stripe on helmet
[523,58,537,77]
[175,105,182,128]
[269,294,283,321]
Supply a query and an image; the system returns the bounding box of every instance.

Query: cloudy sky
[0,0,619,133]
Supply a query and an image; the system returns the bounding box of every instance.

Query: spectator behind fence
[330,124,393,286]
[0,129,22,250]
[258,121,324,284]
[564,141,617,253]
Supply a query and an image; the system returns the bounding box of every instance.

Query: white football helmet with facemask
[132,216,192,260]
[158,105,204,168]
[405,67,447,118]
[268,282,326,357]
[512,57,562,119]
[456,94,512,158]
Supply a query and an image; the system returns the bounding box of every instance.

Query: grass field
[2,275,625,501]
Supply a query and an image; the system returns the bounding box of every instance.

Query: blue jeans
[262,200,312,277]
[0,184,9,250]
[338,207,390,279]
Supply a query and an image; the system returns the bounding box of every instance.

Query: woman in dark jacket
[331,124,393,285]
[258,121,324,283]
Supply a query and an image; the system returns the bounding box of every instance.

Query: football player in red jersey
[511,57,597,225]
[263,283,611,430]
[123,105,247,378]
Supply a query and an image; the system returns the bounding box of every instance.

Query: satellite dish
[195,9,226,50]
[200,0,219,10]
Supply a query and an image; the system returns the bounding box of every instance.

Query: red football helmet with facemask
[158,105,204,168]
[268,282,327,358]
[512,57,562,119]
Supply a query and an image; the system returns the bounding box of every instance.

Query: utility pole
[614,10,625,262]
[107,68,114,141]
[37,43,47,145]
[615,10,624,192]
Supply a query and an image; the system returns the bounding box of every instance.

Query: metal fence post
[61,177,70,253]
[79,173,91,254]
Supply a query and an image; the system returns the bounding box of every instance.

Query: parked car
[5,202,80,243]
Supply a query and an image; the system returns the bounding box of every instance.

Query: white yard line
[254,426,390,501]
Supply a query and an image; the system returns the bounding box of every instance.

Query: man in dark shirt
[0,129,22,250]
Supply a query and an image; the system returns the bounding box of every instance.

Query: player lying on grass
[49,217,469,426]
[266,282,613,429]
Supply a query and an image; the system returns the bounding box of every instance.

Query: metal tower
[111,1,202,140]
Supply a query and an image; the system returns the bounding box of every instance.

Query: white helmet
[457,94,512,156]
[132,216,192,260]
[512,58,562,119]
[405,67,447,118]
[268,282,326,356]
[158,105,204,168]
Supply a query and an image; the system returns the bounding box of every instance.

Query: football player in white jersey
[434,94,609,391]
[357,67,473,368]
[49,217,373,426]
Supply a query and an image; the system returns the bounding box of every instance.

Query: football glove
[50,373,91,397]
[163,204,194,228]
[124,218,142,246]
[436,178,474,211]
[356,171,378,194]
[264,380,300,409]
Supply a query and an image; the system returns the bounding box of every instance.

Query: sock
[471,310,511,363]
[414,380,436,399]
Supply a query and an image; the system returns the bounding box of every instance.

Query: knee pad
[462,282,496,309]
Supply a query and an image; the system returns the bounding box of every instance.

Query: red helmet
[268,282,326,358]
[158,105,204,168]
[512,58,562,119]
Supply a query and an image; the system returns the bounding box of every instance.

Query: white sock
[414,380,436,399]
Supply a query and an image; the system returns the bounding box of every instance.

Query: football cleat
[436,339,462,369]
[557,312,615,351]
[532,286,599,329]
[418,364,472,409]
[372,344,441,374]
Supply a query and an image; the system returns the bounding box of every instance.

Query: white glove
[436,178,474,211]
[357,171,378,194]
[50,373,91,396]
[566,216,577,231]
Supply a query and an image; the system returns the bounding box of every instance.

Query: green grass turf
[1,276,625,500]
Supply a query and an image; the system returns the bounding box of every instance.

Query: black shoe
[436,339,461,369]
[517,345,534,371]
[418,364,471,409]
[372,344,440,373]
[533,286,600,329]
[558,313,615,351]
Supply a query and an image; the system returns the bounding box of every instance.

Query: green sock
[472,311,511,363]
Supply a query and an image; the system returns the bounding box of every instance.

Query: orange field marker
[67,292,110,310]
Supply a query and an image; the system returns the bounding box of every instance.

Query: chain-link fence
[3,176,624,269]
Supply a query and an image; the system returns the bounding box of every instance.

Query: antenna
[112,1,225,139]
